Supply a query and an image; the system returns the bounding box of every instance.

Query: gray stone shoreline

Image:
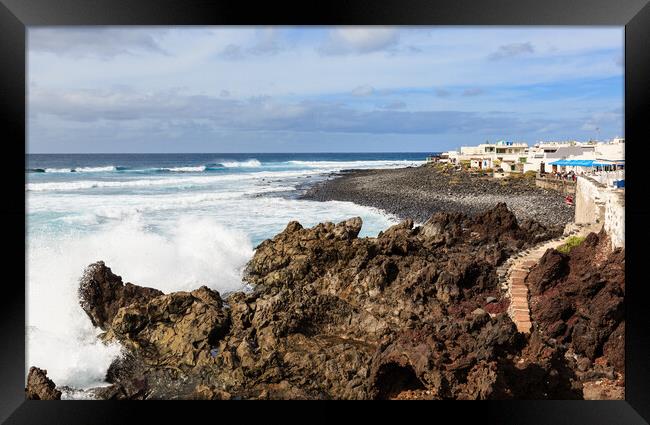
[300,164,575,228]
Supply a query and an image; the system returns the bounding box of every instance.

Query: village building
[522,141,597,173]
[533,138,625,189]
[450,140,528,172]
[439,137,624,189]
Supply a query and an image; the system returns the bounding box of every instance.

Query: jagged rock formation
[31,203,619,400]
[79,261,163,330]
[25,367,61,400]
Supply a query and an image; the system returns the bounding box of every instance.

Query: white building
[454,140,528,172]
[522,141,598,173]
[441,137,624,179]
[539,138,625,188]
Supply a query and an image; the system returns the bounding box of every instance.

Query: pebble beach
[300,164,575,228]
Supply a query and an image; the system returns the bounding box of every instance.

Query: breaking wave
[28,166,119,173]
[218,159,262,168]
[27,216,254,389]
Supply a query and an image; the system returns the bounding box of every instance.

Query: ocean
[25,152,429,390]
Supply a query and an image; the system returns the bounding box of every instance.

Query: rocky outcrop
[79,261,163,330]
[527,229,625,398]
[73,204,618,399]
[102,286,230,370]
[25,367,61,400]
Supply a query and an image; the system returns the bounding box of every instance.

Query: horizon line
[26,151,442,155]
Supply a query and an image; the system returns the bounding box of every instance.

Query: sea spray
[26,215,254,388]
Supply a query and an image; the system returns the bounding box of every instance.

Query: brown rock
[528,230,624,371]
[78,204,596,400]
[105,285,230,371]
[25,367,61,400]
[78,261,163,330]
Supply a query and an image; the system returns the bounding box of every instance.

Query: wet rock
[25,367,61,400]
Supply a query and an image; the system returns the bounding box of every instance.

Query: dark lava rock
[527,229,624,398]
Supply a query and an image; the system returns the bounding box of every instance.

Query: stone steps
[503,223,601,334]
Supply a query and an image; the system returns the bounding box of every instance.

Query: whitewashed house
[457,140,528,172]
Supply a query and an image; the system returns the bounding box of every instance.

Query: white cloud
[488,42,535,61]
[218,27,286,60]
[30,86,604,140]
[581,110,622,132]
[28,28,169,58]
[26,27,625,151]
[319,27,399,55]
[351,85,375,96]
[27,27,623,100]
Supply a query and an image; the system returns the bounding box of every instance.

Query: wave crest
[28,166,118,173]
[160,166,207,172]
[219,159,262,168]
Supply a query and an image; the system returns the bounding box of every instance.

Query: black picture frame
[2,0,649,423]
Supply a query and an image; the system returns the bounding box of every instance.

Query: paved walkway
[496,222,602,333]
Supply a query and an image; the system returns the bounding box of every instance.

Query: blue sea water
[25,152,430,391]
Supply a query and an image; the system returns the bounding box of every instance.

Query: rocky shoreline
[26,203,624,400]
[300,164,574,229]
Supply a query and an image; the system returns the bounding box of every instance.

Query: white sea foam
[43,166,117,173]
[26,169,315,192]
[220,159,262,168]
[27,215,254,389]
[287,159,424,169]
[43,168,74,173]
[75,166,118,173]
[35,188,293,224]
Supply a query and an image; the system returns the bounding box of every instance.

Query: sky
[27,26,624,153]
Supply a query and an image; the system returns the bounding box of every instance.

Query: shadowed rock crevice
[373,363,426,400]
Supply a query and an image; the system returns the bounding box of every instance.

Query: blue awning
[549,159,595,167]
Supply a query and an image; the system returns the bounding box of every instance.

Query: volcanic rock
[25,367,61,400]
[527,228,625,398]
[76,204,619,400]
[79,261,163,330]
[102,285,230,371]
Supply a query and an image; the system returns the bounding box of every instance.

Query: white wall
[575,177,604,224]
[575,176,625,249]
[604,191,625,249]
